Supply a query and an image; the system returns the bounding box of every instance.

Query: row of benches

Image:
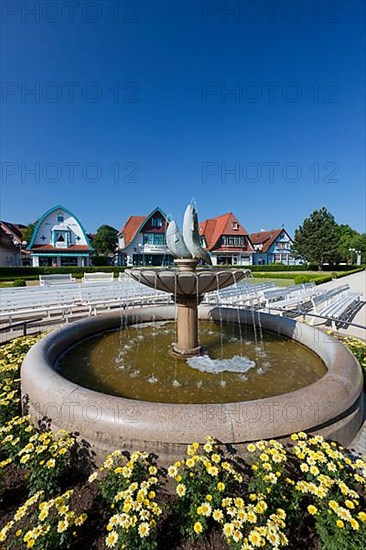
[1,277,361,330]
[39,272,119,285]
[310,285,361,327]
[0,279,170,323]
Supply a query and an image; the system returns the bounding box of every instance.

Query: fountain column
[173,259,203,357]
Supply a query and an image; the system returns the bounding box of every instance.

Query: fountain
[21,203,363,465]
[128,203,250,357]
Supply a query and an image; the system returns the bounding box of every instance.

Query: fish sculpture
[166,220,192,259]
[182,203,212,265]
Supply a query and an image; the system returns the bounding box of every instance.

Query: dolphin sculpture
[166,220,192,259]
[182,203,212,265]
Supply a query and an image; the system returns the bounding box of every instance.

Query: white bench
[39,274,76,286]
[82,272,114,283]
[310,285,361,327]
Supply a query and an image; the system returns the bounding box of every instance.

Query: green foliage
[170,436,243,538]
[95,450,162,550]
[12,279,26,287]
[0,489,87,548]
[336,224,366,264]
[92,225,118,256]
[18,430,75,495]
[246,265,307,272]
[22,222,37,245]
[292,207,340,269]
[294,275,311,284]
[92,255,111,266]
[0,266,126,281]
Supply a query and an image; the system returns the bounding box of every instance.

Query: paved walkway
[310,270,366,340]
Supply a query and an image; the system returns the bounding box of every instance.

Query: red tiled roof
[0,227,19,250]
[119,216,146,246]
[199,213,253,251]
[0,221,27,242]
[31,245,91,252]
[249,229,284,253]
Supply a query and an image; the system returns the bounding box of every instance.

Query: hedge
[332,267,364,278]
[0,265,363,283]
[0,266,127,281]
[308,263,365,271]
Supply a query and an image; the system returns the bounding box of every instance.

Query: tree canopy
[22,222,37,244]
[91,225,118,256]
[292,207,340,269]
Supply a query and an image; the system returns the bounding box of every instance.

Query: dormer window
[57,214,64,223]
[232,222,239,230]
[151,218,163,228]
[57,234,65,242]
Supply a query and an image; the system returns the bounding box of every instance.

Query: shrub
[90,450,162,550]
[294,275,311,284]
[170,436,243,539]
[0,336,42,424]
[12,279,26,287]
[0,416,35,460]
[0,489,87,548]
[17,430,76,495]
[289,433,366,549]
[92,255,111,266]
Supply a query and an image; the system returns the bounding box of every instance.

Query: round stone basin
[56,321,327,404]
[21,305,364,464]
[128,268,251,297]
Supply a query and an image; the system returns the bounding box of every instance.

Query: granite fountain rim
[21,305,363,448]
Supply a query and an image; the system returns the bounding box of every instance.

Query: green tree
[337,224,366,264]
[92,225,118,256]
[292,207,339,269]
[22,222,37,244]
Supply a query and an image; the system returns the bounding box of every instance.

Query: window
[232,222,239,230]
[151,217,163,228]
[57,214,64,223]
[143,233,166,245]
[222,236,244,247]
[57,234,65,242]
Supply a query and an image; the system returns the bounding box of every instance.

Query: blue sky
[1,0,365,235]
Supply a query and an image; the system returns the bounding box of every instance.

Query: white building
[28,205,93,267]
[118,207,173,266]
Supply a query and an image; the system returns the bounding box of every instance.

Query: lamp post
[349,247,355,265]
[13,239,27,267]
[355,249,361,266]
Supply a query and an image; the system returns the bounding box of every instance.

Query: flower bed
[0,337,365,549]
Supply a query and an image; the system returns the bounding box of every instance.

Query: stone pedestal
[172,258,203,357]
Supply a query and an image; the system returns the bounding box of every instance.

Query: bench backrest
[312,285,350,310]
[39,274,75,285]
[83,272,114,283]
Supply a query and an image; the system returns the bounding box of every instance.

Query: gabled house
[199,212,254,266]
[0,227,22,266]
[0,221,30,265]
[118,207,173,266]
[250,228,300,265]
[27,205,93,267]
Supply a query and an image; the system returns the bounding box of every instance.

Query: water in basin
[56,321,327,404]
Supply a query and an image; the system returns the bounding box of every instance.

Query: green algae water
[56,321,327,404]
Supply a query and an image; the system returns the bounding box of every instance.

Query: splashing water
[187,354,256,374]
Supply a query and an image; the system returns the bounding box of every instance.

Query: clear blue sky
[1,0,365,235]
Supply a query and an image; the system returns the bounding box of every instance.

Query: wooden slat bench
[82,272,115,283]
[39,274,76,286]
